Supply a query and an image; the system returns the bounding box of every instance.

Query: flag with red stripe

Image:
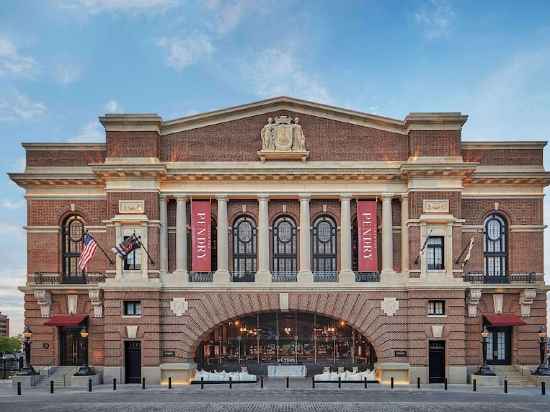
[78,233,98,271]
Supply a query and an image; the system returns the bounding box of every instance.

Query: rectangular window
[123,301,142,316]
[428,300,445,316]
[123,236,141,270]
[426,236,444,271]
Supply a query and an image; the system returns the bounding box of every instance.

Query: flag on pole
[78,232,98,271]
[112,234,141,258]
[463,236,475,265]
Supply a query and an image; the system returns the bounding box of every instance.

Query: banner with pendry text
[191,200,211,272]
[357,200,378,272]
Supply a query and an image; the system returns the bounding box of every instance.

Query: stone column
[339,193,354,283]
[214,194,230,283]
[257,194,271,283]
[381,194,394,274]
[298,194,312,282]
[176,196,187,275]
[400,194,409,275]
[159,195,168,275]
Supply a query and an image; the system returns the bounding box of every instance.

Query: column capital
[381,193,394,200]
[257,193,270,201]
[340,193,352,201]
[299,193,311,201]
[215,194,228,201]
[160,194,169,201]
[400,193,409,199]
[175,195,188,202]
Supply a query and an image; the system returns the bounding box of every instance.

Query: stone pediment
[258,115,309,161]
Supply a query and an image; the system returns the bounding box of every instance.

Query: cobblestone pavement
[1,380,549,411]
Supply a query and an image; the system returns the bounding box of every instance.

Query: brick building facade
[8,96,549,384]
[0,312,9,337]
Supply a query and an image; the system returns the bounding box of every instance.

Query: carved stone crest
[170,297,189,317]
[381,297,399,317]
[423,200,449,214]
[258,115,309,161]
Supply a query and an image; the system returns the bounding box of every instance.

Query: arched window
[312,215,337,274]
[232,215,257,279]
[61,215,85,282]
[272,216,298,278]
[484,213,507,278]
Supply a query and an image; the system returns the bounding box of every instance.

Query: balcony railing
[29,272,106,285]
[313,271,338,282]
[272,271,298,282]
[464,272,536,284]
[231,271,255,282]
[354,272,381,282]
[188,272,215,282]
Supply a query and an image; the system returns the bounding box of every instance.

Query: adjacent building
[0,312,9,337]
[9,97,549,385]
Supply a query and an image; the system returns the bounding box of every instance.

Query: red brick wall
[161,111,408,162]
[409,130,461,157]
[463,148,543,166]
[106,131,160,158]
[409,191,461,219]
[26,149,106,167]
[462,198,543,226]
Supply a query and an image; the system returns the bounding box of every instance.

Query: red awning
[485,314,526,327]
[44,314,88,327]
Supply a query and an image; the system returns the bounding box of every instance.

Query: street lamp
[477,326,495,376]
[74,327,94,376]
[18,326,37,375]
[533,327,550,376]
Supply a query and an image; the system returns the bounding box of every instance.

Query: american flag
[78,233,98,271]
[112,234,141,258]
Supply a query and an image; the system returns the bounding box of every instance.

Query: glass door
[59,327,86,366]
[486,327,512,365]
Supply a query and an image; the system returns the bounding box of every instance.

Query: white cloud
[0,35,36,76]
[0,268,25,336]
[246,48,331,103]
[53,62,82,85]
[0,90,47,121]
[68,120,104,142]
[205,0,251,35]
[414,0,455,40]
[53,0,178,14]
[0,199,25,210]
[157,34,215,71]
[104,99,123,113]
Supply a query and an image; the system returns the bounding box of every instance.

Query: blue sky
[1,0,550,335]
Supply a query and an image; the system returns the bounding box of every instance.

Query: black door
[429,340,445,383]
[486,327,512,365]
[125,341,141,384]
[60,327,86,366]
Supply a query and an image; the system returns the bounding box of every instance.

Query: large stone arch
[175,291,404,363]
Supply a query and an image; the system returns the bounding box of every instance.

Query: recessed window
[428,300,445,316]
[123,236,141,270]
[123,301,142,316]
[426,236,444,271]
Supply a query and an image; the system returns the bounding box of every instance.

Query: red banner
[357,200,378,272]
[191,200,211,272]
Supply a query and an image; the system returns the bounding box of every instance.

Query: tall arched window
[484,213,507,278]
[272,216,297,279]
[312,215,337,274]
[61,215,85,282]
[232,215,257,280]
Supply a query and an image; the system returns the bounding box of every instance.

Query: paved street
[1,380,550,411]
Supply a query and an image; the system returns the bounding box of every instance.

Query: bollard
[504,379,508,394]
[142,377,146,389]
[312,376,315,389]
[229,376,232,389]
[473,379,477,392]
[417,377,420,389]
[50,380,54,394]
[338,376,342,389]
[286,376,289,389]
[260,376,264,389]
[17,381,21,396]
[542,381,546,395]
[390,377,394,389]
[168,377,172,389]
[113,378,117,391]
[88,378,92,392]
[201,377,204,390]
[444,378,448,391]
[364,377,367,389]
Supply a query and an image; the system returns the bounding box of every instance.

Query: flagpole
[414,229,432,265]
[85,230,114,265]
[135,234,155,265]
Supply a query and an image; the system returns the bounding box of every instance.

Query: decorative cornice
[405,112,468,131]
[22,143,106,151]
[99,114,162,132]
[462,141,547,150]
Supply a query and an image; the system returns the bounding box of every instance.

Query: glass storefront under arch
[196,311,376,376]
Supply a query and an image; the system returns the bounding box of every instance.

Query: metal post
[201,377,204,390]
[229,376,232,389]
[338,376,341,389]
[504,379,508,394]
[50,380,54,394]
[88,378,92,392]
[542,381,546,395]
[364,377,367,389]
[417,377,420,389]
[473,379,476,392]
[168,377,172,389]
[113,378,116,391]
[17,382,21,396]
[391,377,394,389]
[286,376,289,388]
[142,377,145,389]
[444,378,448,390]
[312,376,315,388]
[260,376,264,389]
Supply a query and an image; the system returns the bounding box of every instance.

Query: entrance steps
[492,365,533,387]
[38,366,78,388]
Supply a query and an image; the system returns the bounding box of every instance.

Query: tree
[0,336,22,354]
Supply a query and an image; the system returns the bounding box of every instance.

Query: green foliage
[0,336,22,354]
